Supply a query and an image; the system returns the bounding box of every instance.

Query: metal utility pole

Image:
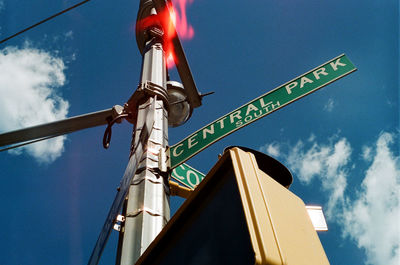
[117,3,170,265]
[1,1,204,264]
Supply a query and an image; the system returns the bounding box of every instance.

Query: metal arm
[0,106,124,147]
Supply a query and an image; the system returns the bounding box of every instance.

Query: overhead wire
[0,0,92,45]
[0,0,93,147]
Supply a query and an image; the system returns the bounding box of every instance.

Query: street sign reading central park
[167,54,356,169]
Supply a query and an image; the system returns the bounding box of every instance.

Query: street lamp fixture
[167,81,193,127]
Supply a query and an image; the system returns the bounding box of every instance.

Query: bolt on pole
[117,5,170,265]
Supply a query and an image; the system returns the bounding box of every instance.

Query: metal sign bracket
[158,147,168,172]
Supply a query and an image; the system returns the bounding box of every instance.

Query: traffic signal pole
[118,7,170,264]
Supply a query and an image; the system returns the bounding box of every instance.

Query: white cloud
[52,31,74,43]
[260,142,281,157]
[275,131,400,265]
[307,133,316,142]
[362,145,373,161]
[286,137,352,216]
[342,132,400,265]
[324,98,335,112]
[0,45,69,163]
[64,30,74,40]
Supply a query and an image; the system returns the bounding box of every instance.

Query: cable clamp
[126,81,169,113]
[112,214,125,232]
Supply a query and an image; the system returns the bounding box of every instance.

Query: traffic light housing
[135,147,330,265]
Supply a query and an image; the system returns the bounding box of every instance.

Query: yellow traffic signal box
[136,147,330,265]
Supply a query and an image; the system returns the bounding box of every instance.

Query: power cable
[103,113,130,149]
[0,0,92,45]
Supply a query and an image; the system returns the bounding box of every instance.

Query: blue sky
[0,0,399,264]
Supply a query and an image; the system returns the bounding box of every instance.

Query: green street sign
[168,54,357,169]
[170,163,205,190]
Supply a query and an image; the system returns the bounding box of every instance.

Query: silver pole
[118,21,170,264]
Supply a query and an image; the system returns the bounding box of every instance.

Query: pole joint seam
[126,207,168,223]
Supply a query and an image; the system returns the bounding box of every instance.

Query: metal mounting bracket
[158,147,168,172]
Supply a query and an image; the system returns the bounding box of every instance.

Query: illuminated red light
[136,0,195,69]
[166,52,175,68]
[172,0,194,40]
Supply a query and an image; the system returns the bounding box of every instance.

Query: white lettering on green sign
[168,54,356,169]
[285,57,346,95]
[170,163,205,189]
